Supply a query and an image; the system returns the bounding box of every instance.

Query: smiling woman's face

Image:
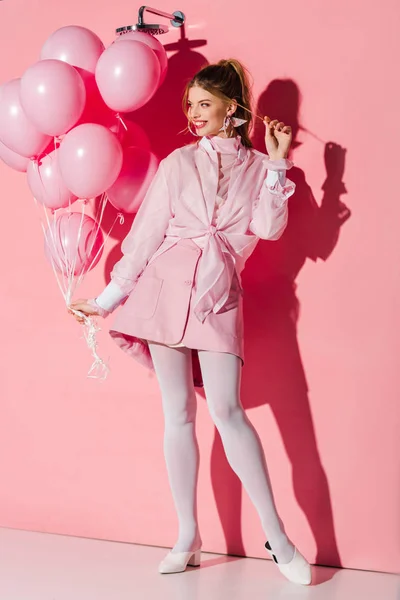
[187,85,235,137]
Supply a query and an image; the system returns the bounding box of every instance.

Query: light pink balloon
[40,25,105,74]
[27,149,78,210]
[95,40,161,112]
[20,60,86,137]
[107,146,159,213]
[44,212,104,276]
[58,123,123,198]
[0,79,51,158]
[114,31,168,85]
[0,139,30,172]
[109,118,151,150]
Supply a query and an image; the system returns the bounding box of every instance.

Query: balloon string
[74,194,106,291]
[52,209,72,298]
[235,100,266,124]
[92,193,103,231]
[85,208,124,276]
[33,195,110,381]
[35,197,68,298]
[60,199,108,377]
[70,308,110,381]
[63,196,122,380]
[38,218,67,300]
[230,100,328,145]
[61,200,86,301]
[76,196,124,290]
[68,196,113,380]
[32,159,46,205]
[57,198,110,379]
[115,112,128,131]
[33,151,66,230]
[67,203,86,304]
[298,125,327,144]
[52,146,65,213]
[71,196,123,381]
[85,194,106,273]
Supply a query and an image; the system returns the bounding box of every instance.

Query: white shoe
[158,547,202,574]
[265,541,312,585]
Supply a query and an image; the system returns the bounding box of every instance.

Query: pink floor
[0,527,398,599]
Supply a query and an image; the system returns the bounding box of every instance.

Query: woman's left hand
[264,116,293,160]
[68,299,100,324]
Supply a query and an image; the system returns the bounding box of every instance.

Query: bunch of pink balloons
[0,24,166,279]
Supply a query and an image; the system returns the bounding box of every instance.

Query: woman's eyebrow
[187,99,212,103]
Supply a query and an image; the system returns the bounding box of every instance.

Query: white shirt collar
[198,135,246,162]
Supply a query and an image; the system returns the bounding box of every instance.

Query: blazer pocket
[131,276,163,319]
[217,271,243,313]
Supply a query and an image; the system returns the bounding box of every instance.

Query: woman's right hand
[68,299,101,324]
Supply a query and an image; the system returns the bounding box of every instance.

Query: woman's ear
[226,101,237,117]
[228,100,238,117]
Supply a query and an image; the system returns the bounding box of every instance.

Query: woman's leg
[198,350,295,564]
[148,343,202,553]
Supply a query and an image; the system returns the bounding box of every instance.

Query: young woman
[70,59,312,586]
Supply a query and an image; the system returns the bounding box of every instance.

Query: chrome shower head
[115,23,168,36]
[116,6,185,37]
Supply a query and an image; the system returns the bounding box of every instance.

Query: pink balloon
[27,149,78,210]
[44,212,103,276]
[109,118,151,150]
[58,123,123,198]
[0,139,30,172]
[107,146,159,213]
[20,60,86,137]
[114,31,168,85]
[0,79,51,158]
[95,40,161,112]
[40,25,105,74]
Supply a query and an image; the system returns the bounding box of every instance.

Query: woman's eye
[187,104,209,108]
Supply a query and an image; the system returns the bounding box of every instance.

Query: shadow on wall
[98,32,352,569]
[203,79,350,568]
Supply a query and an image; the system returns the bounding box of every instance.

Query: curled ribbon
[69,308,110,381]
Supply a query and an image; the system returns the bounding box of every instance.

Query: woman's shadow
[98,41,350,569]
[206,79,350,568]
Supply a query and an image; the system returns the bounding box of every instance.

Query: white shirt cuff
[265,169,287,187]
[95,280,128,313]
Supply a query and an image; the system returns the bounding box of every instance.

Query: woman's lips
[193,121,207,129]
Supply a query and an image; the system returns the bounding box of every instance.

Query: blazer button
[184,280,192,286]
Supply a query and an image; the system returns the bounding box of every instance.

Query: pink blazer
[109,136,295,324]
[103,136,296,375]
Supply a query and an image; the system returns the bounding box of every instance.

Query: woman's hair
[182,58,254,148]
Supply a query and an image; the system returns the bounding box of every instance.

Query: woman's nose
[189,107,200,119]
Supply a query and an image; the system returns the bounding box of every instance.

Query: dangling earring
[224,115,233,137]
[219,115,234,137]
[231,116,248,127]
[187,119,199,137]
[219,114,248,136]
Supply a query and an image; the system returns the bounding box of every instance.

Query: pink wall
[1,0,399,574]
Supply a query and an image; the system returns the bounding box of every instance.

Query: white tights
[148,343,296,564]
